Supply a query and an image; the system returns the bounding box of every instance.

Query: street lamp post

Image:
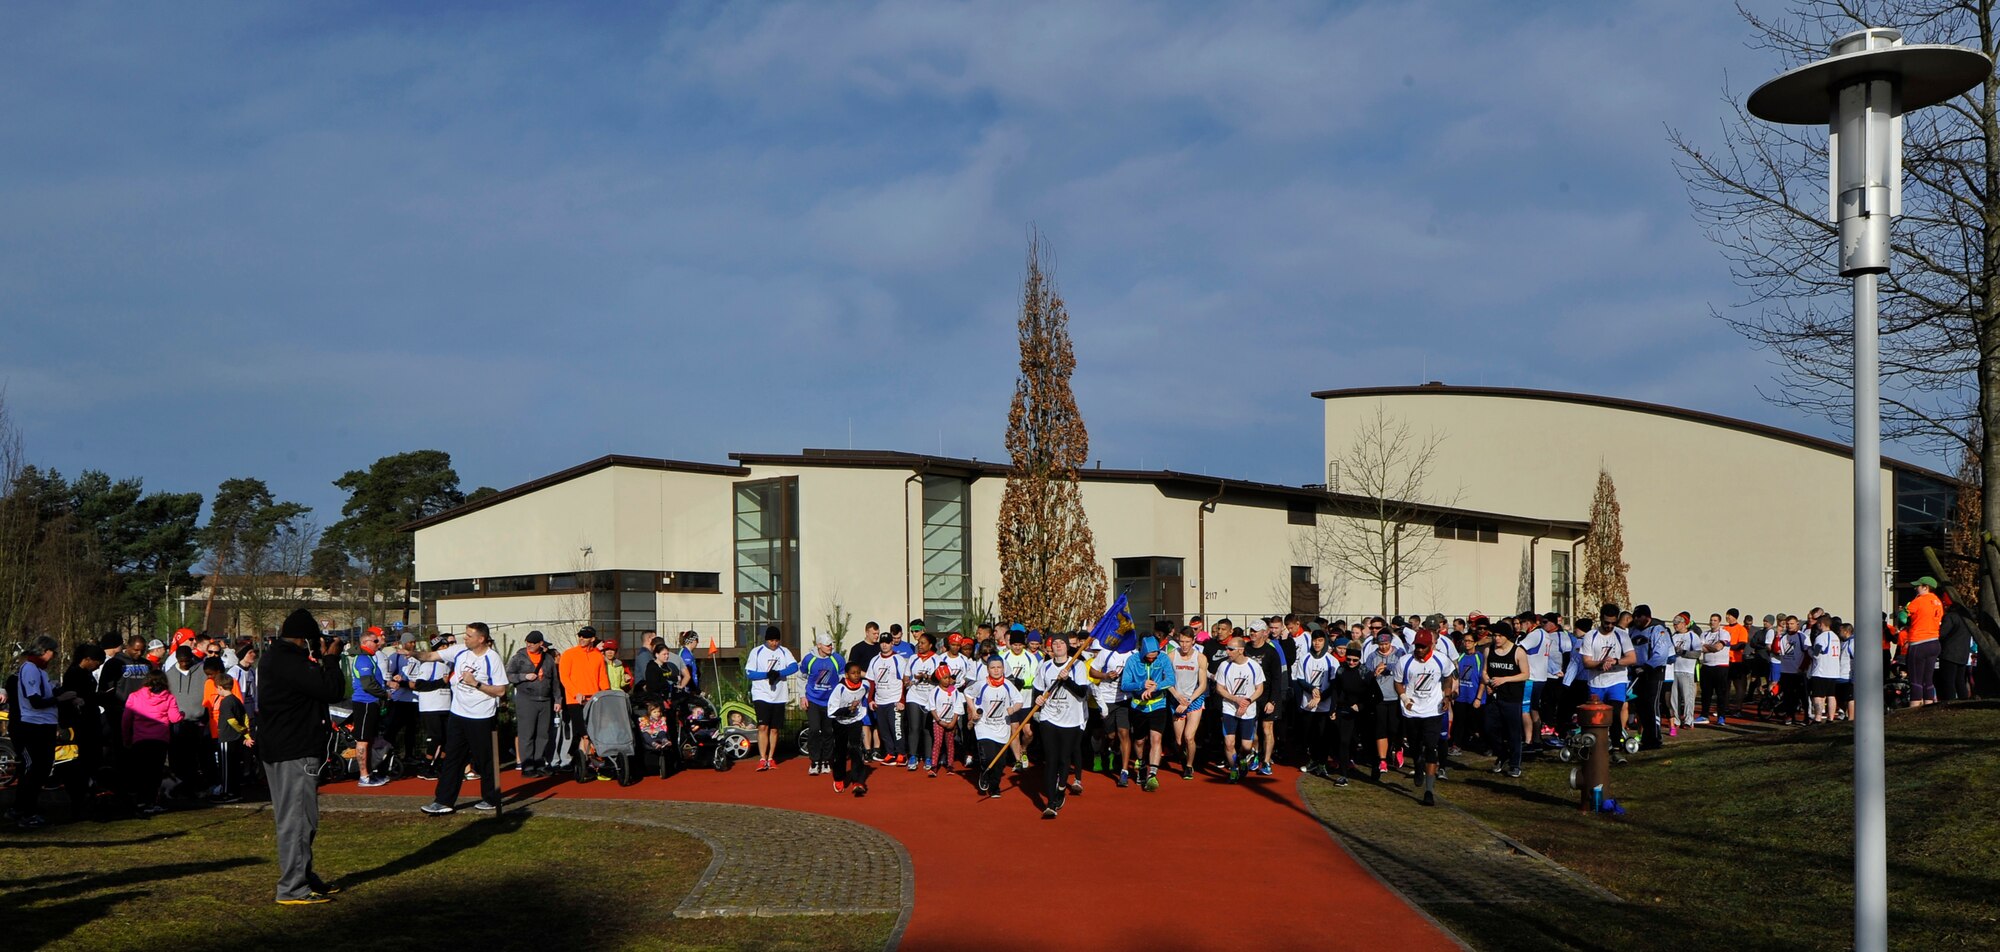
[1747,27,1990,952]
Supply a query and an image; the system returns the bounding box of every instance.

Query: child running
[1033,635,1091,817]
[827,662,874,795]
[966,656,1025,799]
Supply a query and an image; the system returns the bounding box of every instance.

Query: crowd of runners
[1,574,1982,829]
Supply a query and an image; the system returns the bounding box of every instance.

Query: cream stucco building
[1316,384,1957,624]
[406,385,1950,659]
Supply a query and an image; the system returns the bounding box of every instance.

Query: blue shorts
[1588,683,1630,704]
[1175,695,1205,716]
[1221,713,1256,738]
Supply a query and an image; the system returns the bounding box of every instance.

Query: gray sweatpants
[517,699,554,767]
[1670,672,1698,725]
[263,756,322,901]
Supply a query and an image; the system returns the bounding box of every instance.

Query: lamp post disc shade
[1748,44,1992,124]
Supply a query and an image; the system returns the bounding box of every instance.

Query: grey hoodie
[507,646,561,704]
[164,661,207,720]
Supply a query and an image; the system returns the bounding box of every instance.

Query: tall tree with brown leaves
[1581,469,1630,613]
[998,233,1106,631]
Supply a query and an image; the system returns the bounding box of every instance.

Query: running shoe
[1226,766,1241,784]
[1143,773,1159,792]
[833,781,846,793]
[855,782,869,797]
[1612,753,1629,765]
[1668,725,1678,738]
[807,763,818,776]
[906,760,919,771]
[1042,806,1058,819]
[357,775,389,788]
[1506,766,1522,778]
[1377,759,1388,776]
[1436,767,1449,781]
[927,767,938,778]
[420,802,454,815]
[277,893,334,906]
[1491,762,1506,773]
[756,760,772,772]
[1256,763,1273,777]
[1716,716,1727,726]
[1069,778,1083,795]
[15,814,46,829]
[1333,774,1349,787]
[1420,791,1436,807]
[137,804,166,817]
[1694,716,1710,725]
[1448,746,1464,757]
[1116,770,1131,789]
[472,801,497,812]
[1181,766,1195,781]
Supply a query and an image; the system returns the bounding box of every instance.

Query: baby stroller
[674,690,735,772]
[583,689,638,786]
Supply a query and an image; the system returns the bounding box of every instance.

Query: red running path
[342,762,1461,952]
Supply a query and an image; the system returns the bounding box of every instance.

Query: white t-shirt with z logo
[1214,660,1265,716]
[1395,653,1453,719]
[965,679,1023,743]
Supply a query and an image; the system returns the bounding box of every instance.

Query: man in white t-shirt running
[1212,637,1265,783]
[408,623,510,814]
[1395,630,1456,807]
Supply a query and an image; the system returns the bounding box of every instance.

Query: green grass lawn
[0,805,894,952]
[1429,701,2000,952]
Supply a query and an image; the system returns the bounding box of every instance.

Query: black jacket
[254,637,347,764]
[1940,608,1976,663]
[1246,640,1288,709]
[1329,663,1373,714]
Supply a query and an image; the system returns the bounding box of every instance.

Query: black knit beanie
[280,608,320,641]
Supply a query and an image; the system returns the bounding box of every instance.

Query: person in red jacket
[559,627,610,783]
[1904,577,1945,706]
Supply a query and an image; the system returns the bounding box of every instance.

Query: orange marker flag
[708,637,719,656]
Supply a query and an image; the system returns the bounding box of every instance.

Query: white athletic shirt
[1700,628,1733,667]
[1034,658,1089,729]
[1214,659,1265,716]
[443,645,503,719]
[1809,631,1845,679]
[906,654,940,708]
[411,658,452,713]
[1292,652,1335,712]
[965,679,1024,743]
[1583,628,1634,689]
[1169,647,1204,702]
[1838,637,1854,680]
[827,681,871,725]
[746,645,797,704]
[1518,628,1548,679]
[1396,653,1454,719]
[1087,645,1130,712]
[1671,629,1701,675]
[865,654,908,705]
[1002,649,1038,695]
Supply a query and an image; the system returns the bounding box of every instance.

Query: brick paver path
[320,794,910,920]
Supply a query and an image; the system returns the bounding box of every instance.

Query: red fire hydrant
[1573,702,1612,813]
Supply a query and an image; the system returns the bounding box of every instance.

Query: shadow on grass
[5,858,261,948]
[334,812,531,890]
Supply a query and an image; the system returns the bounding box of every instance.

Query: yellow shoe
[277,893,334,905]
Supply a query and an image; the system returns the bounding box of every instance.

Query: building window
[922,475,971,636]
[1893,471,1956,606]
[620,571,656,592]
[662,571,722,594]
[1550,550,1572,618]
[485,575,538,594]
[1115,556,1185,628]
[735,477,800,653]
[1290,565,1320,615]
[1287,499,1316,526]
[1434,518,1499,544]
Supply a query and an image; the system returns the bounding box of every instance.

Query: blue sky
[0,0,1911,519]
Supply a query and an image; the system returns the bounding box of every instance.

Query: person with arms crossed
[799,632,843,776]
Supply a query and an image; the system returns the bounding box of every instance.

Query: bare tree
[1303,405,1455,616]
[0,387,34,641]
[1671,1,2000,596]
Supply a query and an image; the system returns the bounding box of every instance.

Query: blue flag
[1087,590,1135,649]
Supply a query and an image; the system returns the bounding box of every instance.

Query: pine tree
[997,232,1107,631]
[1581,468,1630,613]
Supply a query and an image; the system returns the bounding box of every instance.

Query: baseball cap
[1008,622,1027,633]
[146,639,165,651]
[1915,575,1940,589]
[366,625,384,637]
[1414,630,1437,648]
[577,626,598,640]
[600,639,619,651]
[814,632,834,647]
[525,630,546,644]
[1248,619,1268,632]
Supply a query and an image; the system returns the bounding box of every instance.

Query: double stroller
[671,689,752,772]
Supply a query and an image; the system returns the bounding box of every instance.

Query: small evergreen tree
[1581,468,1630,612]
[997,232,1107,631]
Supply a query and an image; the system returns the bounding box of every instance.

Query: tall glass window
[922,475,971,635]
[1550,550,1572,618]
[1893,470,1955,606]
[734,477,799,653]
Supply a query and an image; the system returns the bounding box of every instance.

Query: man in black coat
[255,608,347,905]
